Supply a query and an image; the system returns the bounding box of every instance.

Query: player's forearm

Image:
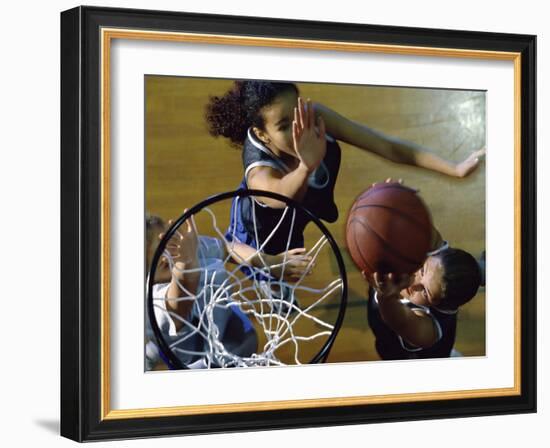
[278,163,311,200]
[165,262,199,329]
[377,294,413,334]
[315,103,396,159]
[315,103,459,177]
[389,138,458,176]
[228,241,260,265]
[254,163,310,208]
[377,293,437,348]
[347,125,458,176]
[228,241,279,272]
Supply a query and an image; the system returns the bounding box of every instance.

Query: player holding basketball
[145,214,313,369]
[366,245,482,359]
[205,81,485,256]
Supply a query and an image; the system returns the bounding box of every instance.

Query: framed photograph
[60,5,536,442]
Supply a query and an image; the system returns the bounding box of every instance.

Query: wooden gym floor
[145,76,486,363]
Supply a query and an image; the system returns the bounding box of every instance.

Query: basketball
[345,182,433,277]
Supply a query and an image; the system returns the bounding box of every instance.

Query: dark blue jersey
[366,287,458,360]
[226,128,341,255]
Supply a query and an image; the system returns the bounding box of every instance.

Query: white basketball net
[150,197,344,368]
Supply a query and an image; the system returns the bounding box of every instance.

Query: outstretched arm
[160,218,200,331]
[247,164,311,208]
[314,101,485,178]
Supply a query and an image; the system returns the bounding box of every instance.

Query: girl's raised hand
[292,97,327,172]
[454,147,486,178]
[160,212,199,278]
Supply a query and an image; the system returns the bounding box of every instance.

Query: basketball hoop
[147,189,348,370]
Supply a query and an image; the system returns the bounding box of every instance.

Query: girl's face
[403,255,446,307]
[255,89,299,158]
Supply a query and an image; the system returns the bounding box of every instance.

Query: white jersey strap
[247,128,291,173]
[427,240,449,256]
[245,127,333,190]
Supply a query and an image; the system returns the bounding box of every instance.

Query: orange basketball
[345,182,433,277]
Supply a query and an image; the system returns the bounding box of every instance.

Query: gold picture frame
[61,5,536,441]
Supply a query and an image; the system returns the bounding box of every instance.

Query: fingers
[164,218,187,239]
[384,177,403,184]
[297,97,305,130]
[292,98,325,159]
[286,247,307,255]
[286,258,314,273]
[189,215,198,237]
[295,97,315,131]
[372,271,411,291]
[468,157,480,169]
[300,96,310,130]
[456,147,486,177]
[373,272,386,289]
[466,154,480,166]
[159,227,185,260]
[373,272,395,292]
[472,147,486,158]
[159,255,169,269]
[372,272,384,293]
[317,114,326,140]
[459,157,481,177]
[372,179,400,187]
[282,250,315,279]
[371,178,418,192]
[285,262,315,279]
[292,118,299,150]
[171,261,187,280]
[291,258,313,268]
[307,98,315,129]
[179,209,196,236]
[294,254,313,263]
[165,214,196,238]
[164,242,181,259]
[182,208,192,233]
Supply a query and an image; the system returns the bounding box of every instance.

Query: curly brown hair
[205,80,299,147]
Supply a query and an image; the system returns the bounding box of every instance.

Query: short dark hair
[436,247,482,310]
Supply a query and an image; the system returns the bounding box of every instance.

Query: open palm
[292,97,327,172]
